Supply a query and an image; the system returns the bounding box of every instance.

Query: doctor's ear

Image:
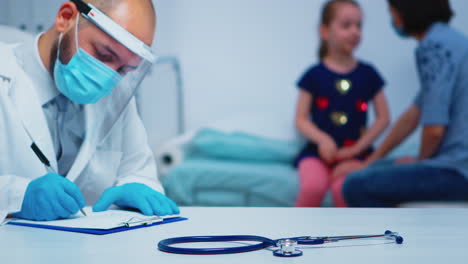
[389,6,404,29]
[55,2,79,33]
[320,24,329,41]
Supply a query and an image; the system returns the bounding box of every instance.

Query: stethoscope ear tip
[395,236,404,244]
[385,230,404,244]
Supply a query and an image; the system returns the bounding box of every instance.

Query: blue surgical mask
[53,34,122,105]
[391,19,410,38]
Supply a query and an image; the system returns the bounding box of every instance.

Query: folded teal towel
[163,158,299,206]
[190,128,300,163]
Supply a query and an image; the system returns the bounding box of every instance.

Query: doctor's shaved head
[79,0,157,45]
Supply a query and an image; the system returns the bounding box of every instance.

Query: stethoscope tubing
[158,235,276,255]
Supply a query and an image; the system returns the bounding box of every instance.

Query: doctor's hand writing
[13,173,86,221]
[92,183,180,216]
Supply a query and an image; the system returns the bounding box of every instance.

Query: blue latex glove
[13,173,86,221]
[93,183,180,216]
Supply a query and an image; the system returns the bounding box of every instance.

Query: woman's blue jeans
[343,160,468,207]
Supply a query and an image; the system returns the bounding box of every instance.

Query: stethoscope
[158,230,404,257]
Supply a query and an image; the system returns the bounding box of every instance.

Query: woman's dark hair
[318,0,360,60]
[388,0,453,34]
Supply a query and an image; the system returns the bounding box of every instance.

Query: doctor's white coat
[0,42,163,222]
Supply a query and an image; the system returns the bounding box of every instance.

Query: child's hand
[331,160,365,180]
[318,136,338,164]
[395,156,418,164]
[336,146,358,161]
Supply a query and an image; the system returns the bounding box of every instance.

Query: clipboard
[6,207,188,235]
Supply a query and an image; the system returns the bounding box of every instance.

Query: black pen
[30,143,87,217]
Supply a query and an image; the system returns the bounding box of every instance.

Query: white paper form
[8,207,179,230]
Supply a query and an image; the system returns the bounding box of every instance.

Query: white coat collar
[21,33,59,106]
[4,42,59,172]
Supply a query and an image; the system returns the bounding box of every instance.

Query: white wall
[171,0,322,130]
[0,1,9,25]
[0,0,62,33]
[146,0,468,149]
[137,1,181,149]
[152,0,178,55]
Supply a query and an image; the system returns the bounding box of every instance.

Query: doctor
[0,0,179,222]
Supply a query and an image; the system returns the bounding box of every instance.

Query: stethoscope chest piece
[273,239,303,257]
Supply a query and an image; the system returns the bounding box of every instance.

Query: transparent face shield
[65,0,156,145]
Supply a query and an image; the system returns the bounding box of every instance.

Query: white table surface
[1,207,467,263]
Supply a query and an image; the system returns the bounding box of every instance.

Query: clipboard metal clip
[121,216,163,227]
